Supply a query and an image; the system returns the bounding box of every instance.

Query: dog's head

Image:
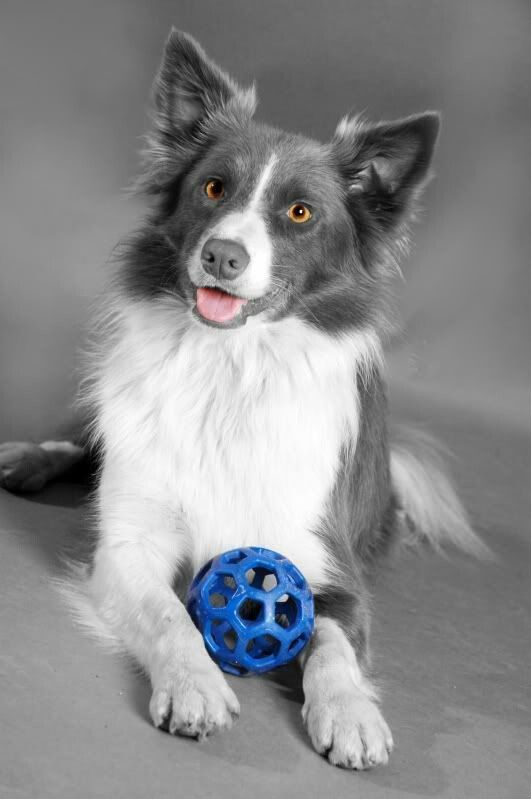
[127,30,440,333]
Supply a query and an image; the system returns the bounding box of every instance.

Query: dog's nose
[200,238,250,281]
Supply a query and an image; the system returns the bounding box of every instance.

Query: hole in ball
[245,567,278,591]
[222,574,237,591]
[211,619,238,652]
[209,592,228,608]
[288,633,308,653]
[221,549,248,564]
[274,594,299,629]
[237,597,265,624]
[245,634,281,659]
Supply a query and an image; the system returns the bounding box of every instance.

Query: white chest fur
[96,301,376,589]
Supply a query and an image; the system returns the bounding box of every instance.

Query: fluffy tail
[53,558,124,653]
[390,425,490,558]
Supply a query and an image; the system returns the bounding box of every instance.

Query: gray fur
[313,367,394,662]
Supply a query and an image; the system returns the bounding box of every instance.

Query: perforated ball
[186,546,314,675]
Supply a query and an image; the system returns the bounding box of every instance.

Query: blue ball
[186,546,314,675]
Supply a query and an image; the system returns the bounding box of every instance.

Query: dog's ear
[141,30,256,192]
[332,112,441,233]
[153,29,256,131]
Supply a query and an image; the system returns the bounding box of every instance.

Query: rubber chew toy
[186,546,314,675]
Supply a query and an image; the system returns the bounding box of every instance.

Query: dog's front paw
[150,653,240,741]
[302,689,393,769]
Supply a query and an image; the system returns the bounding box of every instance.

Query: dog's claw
[150,658,240,740]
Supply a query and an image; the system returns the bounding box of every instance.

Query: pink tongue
[196,287,247,324]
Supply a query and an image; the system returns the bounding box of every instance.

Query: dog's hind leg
[0,440,85,492]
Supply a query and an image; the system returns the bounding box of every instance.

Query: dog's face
[127,31,440,334]
[170,128,356,329]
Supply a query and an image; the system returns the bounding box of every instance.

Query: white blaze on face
[190,155,277,299]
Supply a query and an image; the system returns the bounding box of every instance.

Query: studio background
[1,0,529,442]
[1,3,530,798]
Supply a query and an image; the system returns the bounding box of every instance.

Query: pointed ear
[142,30,257,191]
[153,29,256,131]
[332,112,441,231]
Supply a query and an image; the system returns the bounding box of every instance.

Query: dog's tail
[389,425,489,558]
[53,558,124,653]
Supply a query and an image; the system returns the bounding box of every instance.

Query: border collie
[0,30,484,769]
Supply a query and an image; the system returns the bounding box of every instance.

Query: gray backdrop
[1,4,530,797]
[1,0,529,439]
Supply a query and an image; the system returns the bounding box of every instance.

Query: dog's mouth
[192,285,288,329]
[195,287,248,326]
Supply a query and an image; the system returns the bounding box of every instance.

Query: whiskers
[270,268,324,329]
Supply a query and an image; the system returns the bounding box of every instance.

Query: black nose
[200,238,250,281]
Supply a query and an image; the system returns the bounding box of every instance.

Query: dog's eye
[287,203,312,224]
[204,179,225,200]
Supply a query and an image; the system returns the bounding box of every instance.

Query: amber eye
[204,178,225,200]
[287,202,312,224]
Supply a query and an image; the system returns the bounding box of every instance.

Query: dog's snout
[200,238,250,281]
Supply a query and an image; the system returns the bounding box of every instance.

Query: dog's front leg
[301,613,393,769]
[91,465,239,739]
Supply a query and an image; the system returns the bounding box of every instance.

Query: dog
[0,30,485,769]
